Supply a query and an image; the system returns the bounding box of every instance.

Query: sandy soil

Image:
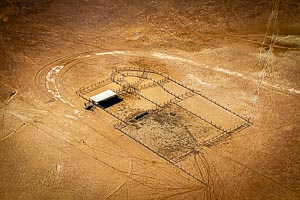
[0,0,300,199]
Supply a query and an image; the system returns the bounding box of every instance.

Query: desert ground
[0,0,300,199]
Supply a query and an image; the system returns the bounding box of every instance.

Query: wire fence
[76,67,251,185]
[113,67,251,123]
[77,67,251,143]
[111,120,207,185]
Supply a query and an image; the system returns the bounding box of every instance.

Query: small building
[90,89,121,108]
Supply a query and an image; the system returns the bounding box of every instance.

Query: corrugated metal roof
[90,89,117,103]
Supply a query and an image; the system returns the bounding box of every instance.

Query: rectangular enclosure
[77,67,250,167]
[178,95,244,130]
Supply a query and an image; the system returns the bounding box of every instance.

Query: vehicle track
[33,50,207,195]
[33,47,300,197]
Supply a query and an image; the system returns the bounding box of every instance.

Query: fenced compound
[76,67,251,184]
[111,67,250,121]
[111,120,207,185]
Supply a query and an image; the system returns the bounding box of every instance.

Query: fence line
[112,121,207,186]
[75,68,252,185]
[76,67,251,149]
[174,102,226,132]
[113,67,250,123]
[170,149,199,163]
[202,121,250,147]
[79,78,112,95]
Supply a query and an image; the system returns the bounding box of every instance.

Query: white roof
[90,89,117,103]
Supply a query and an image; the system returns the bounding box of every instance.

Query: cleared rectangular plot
[163,81,190,96]
[178,95,244,130]
[140,86,174,105]
[171,105,222,143]
[120,104,221,160]
[122,122,195,159]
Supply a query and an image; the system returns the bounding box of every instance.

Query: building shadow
[97,96,123,109]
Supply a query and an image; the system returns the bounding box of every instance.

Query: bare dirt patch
[1,0,300,199]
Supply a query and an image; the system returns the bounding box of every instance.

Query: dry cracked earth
[0,0,300,199]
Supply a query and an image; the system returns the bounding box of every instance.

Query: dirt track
[0,0,300,199]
